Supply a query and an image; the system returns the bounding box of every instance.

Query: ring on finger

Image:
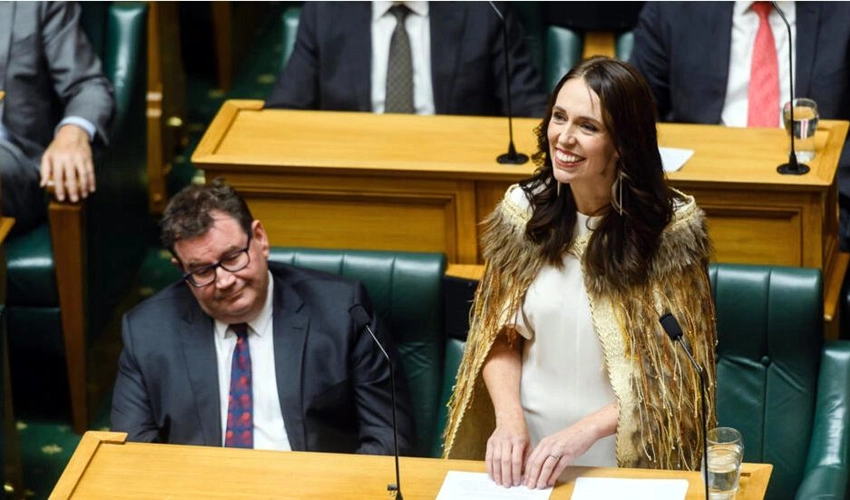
[548,454,561,460]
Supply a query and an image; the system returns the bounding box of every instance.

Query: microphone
[488,1,529,165]
[659,313,709,500]
[349,304,404,500]
[772,1,809,175]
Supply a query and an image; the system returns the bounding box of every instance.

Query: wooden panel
[51,431,773,500]
[703,206,802,266]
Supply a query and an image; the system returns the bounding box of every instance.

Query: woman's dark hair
[520,56,676,289]
[160,178,254,256]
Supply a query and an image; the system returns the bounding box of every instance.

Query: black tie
[385,5,414,113]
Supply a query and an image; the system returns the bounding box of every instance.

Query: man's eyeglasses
[182,233,252,288]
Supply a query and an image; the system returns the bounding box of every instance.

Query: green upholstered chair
[710,264,850,500]
[437,264,850,497]
[280,6,302,72]
[4,2,149,433]
[544,25,583,92]
[268,248,447,458]
[615,31,635,62]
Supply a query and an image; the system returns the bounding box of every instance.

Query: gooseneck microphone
[772,1,809,175]
[488,1,529,165]
[349,304,403,500]
[659,313,709,500]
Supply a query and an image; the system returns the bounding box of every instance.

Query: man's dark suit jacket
[111,262,415,455]
[629,1,850,243]
[265,1,548,118]
[0,1,115,160]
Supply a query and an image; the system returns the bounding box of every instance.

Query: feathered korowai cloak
[442,185,717,470]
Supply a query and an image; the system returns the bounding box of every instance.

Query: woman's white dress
[510,212,618,467]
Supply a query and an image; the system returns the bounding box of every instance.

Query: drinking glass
[783,98,819,163]
[706,427,744,500]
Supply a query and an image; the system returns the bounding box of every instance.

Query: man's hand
[40,124,96,202]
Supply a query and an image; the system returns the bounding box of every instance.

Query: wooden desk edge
[192,100,263,160]
[49,431,128,500]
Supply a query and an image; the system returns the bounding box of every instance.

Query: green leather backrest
[709,264,822,499]
[544,26,582,92]
[268,247,447,457]
[616,31,634,61]
[280,6,302,72]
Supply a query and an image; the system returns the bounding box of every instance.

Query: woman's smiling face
[547,77,620,214]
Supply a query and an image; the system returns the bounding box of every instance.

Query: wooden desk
[51,431,772,499]
[192,101,849,332]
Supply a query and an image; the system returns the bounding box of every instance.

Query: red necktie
[747,2,780,127]
[225,323,253,448]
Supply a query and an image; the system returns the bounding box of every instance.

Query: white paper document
[571,477,689,500]
[660,147,695,172]
[436,471,553,500]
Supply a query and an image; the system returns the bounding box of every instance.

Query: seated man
[111,179,416,454]
[266,1,547,117]
[0,2,115,234]
[629,1,850,246]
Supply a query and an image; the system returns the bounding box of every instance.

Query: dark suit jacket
[629,1,850,241]
[0,1,115,160]
[111,262,415,455]
[265,1,547,117]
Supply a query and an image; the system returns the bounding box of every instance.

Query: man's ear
[171,257,183,271]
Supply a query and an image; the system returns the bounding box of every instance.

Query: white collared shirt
[721,1,796,127]
[371,1,435,114]
[214,272,290,450]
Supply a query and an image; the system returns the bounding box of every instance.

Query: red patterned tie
[225,323,253,448]
[747,2,780,127]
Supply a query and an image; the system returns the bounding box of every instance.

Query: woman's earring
[556,181,561,197]
[611,170,625,216]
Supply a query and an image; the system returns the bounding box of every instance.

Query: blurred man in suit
[629,1,850,247]
[266,1,548,117]
[111,179,415,454]
[0,1,115,234]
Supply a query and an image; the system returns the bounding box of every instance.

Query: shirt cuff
[56,117,96,142]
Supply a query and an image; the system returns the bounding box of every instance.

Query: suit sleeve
[497,3,548,118]
[629,2,673,120]
[40,2,115,144]
[266,3,320,109]
[349,284,416,456]
[111,314,162,443]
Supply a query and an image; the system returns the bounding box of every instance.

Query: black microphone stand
[773,1,809,175]
[660,314,709,500]
[350,306,403,499]
[488,1,529,165]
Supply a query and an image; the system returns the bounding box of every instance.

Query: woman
[442,56,717,489]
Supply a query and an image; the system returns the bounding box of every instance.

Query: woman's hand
[486,413,530,487]
[482,331,526,487]
[522,423,597,489]
[523,402,619,489]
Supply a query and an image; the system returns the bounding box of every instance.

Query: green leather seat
[4,2,149,432]
[280,6,302,72]
[710,264,850,499]
[268,247,447,458]
[438,264,850,497]
[544,26,583,92]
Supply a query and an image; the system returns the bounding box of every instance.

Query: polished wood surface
[192,101,849,332]
[48,200,88,433]
[50,431,772,499]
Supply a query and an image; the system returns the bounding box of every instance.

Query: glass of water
[706,427,744,500]
[783,98,819,163]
